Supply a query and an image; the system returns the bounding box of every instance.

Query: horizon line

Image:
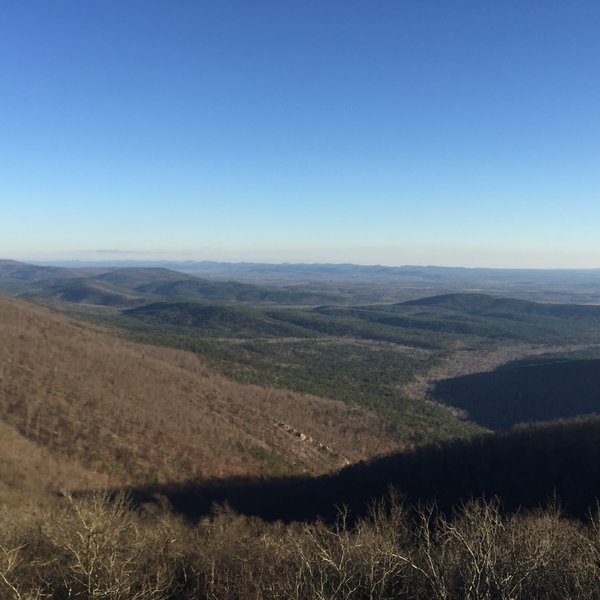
[3,257,600,273]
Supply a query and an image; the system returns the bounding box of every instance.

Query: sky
[1,1,599,268]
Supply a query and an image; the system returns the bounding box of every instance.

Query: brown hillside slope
[0,295,399,493]
[0,420,106,511]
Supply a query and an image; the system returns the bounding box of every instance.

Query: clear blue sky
[1,1,599,267]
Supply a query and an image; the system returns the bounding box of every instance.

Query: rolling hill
[403,292,600,319]
[122,302,318,337]
[24,279,145,307]
[0,261,342,306]
[0,259,101,282]
[108,292,600,444]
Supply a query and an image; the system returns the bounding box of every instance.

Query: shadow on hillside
[96,417,600,523]
[432,357,600,430]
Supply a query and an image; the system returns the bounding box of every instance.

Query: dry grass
[0,295,400,500]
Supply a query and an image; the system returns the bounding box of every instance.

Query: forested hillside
[0,294,401,506]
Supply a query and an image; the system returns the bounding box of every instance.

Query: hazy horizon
[6,245,600,270]
[2,2,599,269]
[6,254,600,272]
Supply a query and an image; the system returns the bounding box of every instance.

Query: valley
[2,260,600,599]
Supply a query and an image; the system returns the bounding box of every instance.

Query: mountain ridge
[0,261,342,307]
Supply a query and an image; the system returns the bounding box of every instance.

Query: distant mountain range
[6,258,600,304]
[0,260,343,307]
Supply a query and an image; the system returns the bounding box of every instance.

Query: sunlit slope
[0,420,105,510]
[0,295,399,493]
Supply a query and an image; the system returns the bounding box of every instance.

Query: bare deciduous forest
[3,491,600,599]
[0,294,400,502]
